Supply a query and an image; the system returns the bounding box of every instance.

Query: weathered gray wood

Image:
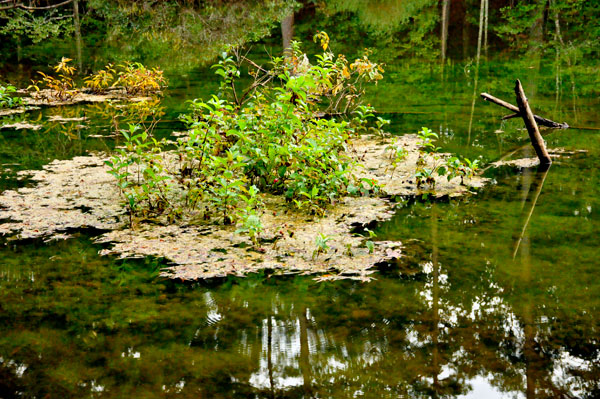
[515,79,552,165]
[481,92,569,129]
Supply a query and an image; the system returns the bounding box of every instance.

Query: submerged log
[514,79,552,166]
[480,92,568,129]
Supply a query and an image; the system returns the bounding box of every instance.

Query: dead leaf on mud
[0,107,40,117]
[47,115,88,123]
[0,134,486,281]
[350,135,488,197]
[0,122,42,130]
[23,88,128,107]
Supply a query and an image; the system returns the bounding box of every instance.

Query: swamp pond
[0,2,599,398]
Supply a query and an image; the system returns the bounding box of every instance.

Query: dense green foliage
[1,0,598,76]
[0,7,74,44]
[107,35,385,229]
[414,127,479,188]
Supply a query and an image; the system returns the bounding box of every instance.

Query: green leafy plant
[444,157,480,184]
[385,139,408,175]
[364,228,377,254]
[105,122,171,226]
[313,233,332,260]
[107,33,385,244]
[235,185,264,246]
[0,85,23,108]
[416,126,440,153]
[414,127,480,188]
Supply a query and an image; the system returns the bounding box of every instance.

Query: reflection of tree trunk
[267,316,275,398]
[551,1,578,122]
[526,0,546,100]
[529,0,545,49]
[524,330,536,399]
[281,13,294,56]
[441,0,450,63]
[554,46,561,111]
[299,307,312,397]
[431,204,440,398]
[513,165,550,259]
[520,212,536,399]
[73,0,82,70]
[16,36,22,64]
[523,271,536,399]
[467,0,486,144]
[462,2,469,59]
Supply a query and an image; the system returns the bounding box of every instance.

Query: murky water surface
[0,6,599,398]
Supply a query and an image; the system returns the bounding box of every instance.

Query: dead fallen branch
[514,79,552,166]
[481,92,568,129]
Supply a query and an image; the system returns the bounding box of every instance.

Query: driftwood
[514,79,552,165]
[481,92,569,129]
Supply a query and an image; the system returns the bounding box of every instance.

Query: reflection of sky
[242,258,596,398]
[459,376,524,399]
[249,317,304,389]
[249,309,354,390]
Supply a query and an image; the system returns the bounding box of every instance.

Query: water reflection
[0,194,597,398]
[513,164,550,259]
[2,117,598,398]
[0,2,598,397]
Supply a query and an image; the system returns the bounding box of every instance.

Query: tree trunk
[73,0,82,70]
[462,4,469,59]
[515,79,552,165]
[467,0,486,142]
[281,13,294,56]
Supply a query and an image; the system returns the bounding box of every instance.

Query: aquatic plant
[364,228,377,254]
[414,126,480,188]
[28,59,166,102]
[106,33,387,234]
[115,62,167,96]
[84,62,167,96]
[313,233,332,260]
[28,57,77,101]
[83,63,116,93]
[105,123,171,225]
[0,84,23,108]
